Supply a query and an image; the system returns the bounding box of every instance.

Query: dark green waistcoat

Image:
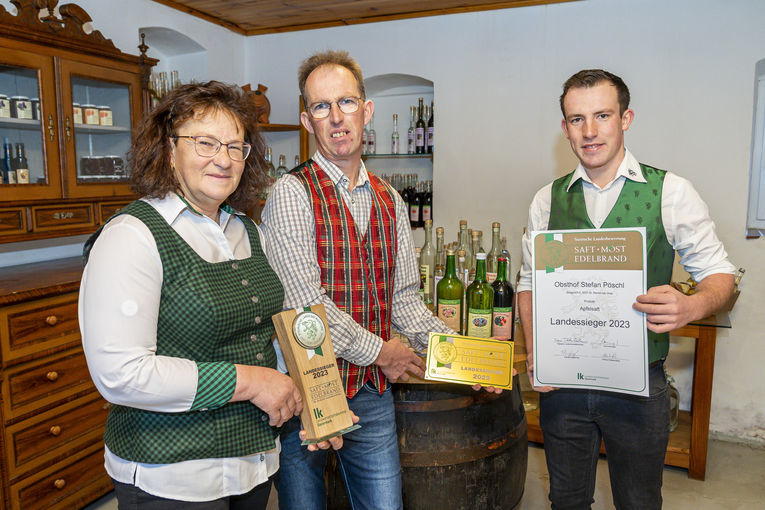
[548,164,674,362]
[83,200,284,463]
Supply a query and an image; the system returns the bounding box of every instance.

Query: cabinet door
[0,48,63,199]
[57,59,142,198]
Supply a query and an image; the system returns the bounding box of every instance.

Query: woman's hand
[232,365,303,427]
[299,411,360,452]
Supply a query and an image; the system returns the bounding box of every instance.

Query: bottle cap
[446,248,455,255]
[424,219,432,226]
[459,219,467,226]
[436,227,444,234]
[493,222,500,228]
[476,253,487,260]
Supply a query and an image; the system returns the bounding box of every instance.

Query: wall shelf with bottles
[0,117,40,129]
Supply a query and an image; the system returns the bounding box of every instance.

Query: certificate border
[531,227,649,394]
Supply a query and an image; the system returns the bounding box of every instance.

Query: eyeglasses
[171,135,251,161]
[306,96,362,119]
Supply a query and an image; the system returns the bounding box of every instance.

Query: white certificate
[532,228,649,396]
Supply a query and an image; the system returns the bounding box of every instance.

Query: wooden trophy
[272,304,359,443]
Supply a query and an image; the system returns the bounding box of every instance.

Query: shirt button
[256,352,264,361]
[251,296,259,303]
[251,334,257,342]
[241,279,248,286]
[261,415,268,422]
[255,316,261,324]
[232,262,239,270]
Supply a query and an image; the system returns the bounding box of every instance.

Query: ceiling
[148,0,577,36]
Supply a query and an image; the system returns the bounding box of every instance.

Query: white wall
[245,0,765,443]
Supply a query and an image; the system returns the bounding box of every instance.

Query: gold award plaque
[273,305,359,444]
[424,332,514,389]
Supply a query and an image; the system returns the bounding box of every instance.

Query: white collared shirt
[518,149,735,292]
[261,152,451,365]
[79,194,279,501]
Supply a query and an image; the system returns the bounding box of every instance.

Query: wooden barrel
[326,376,527,510]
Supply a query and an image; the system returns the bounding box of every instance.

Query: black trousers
[111,477,273,510]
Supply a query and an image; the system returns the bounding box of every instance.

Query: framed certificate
[532,228,649,396]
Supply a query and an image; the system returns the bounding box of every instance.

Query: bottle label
[486,272,497,284]
[410,205,420,222]
[427,127,434,146]
[434,274,443,302]
[492,307,513,340]
[467,309,492,338]
[422,205,432,221]
[415,127,425,146]
[420,265,431,296]
[407,133,415,153]
[438,299,461,332]
[16,168,29,184]
[7,168,17,184]
[391,138,399,154]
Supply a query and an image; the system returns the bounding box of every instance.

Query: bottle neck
[424,225,432,244]
[491,229,501,251]
[436,235,444,252]
[495,260,508,282]
[475,258,487,282]
[445,254,456,277]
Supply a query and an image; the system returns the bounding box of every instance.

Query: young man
[261,50,451,510]
[517,69,735,509]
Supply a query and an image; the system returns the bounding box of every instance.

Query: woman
[80,81,301,509]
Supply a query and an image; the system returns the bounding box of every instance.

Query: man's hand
[232,365,302,427]
[634,274,734,334]
[526,353,557,393]
[374,337,426,382]
[300,411,360,452]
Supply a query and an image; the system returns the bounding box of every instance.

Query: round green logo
[292,311,326,349]
[541,239,568,269]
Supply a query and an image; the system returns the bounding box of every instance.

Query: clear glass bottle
[407,106,415,154]
[391,113,400,154]
[437,249,464,334]
[265,147,276,179]
[466,253,493,338]
[457,220,473,277]
[486,222,501,283]
[367,113,376,154]
[470,230,481,282]
[420,219,436,310]
[491,257,514,340]
[276,154,287,178]
[434,226,445,303]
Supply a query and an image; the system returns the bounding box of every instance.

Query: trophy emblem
[292,311,326,349]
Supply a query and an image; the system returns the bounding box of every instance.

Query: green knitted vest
[548,164,674,362]
[83,200,284,463]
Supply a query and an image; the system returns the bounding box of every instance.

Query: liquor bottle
[456,249,468,288]
[470,230,481,282]
[457,220,472,277]
[491,257,514,340]
[367,113,376,154]
[415,97,426,154]
[391,113,400,154]
[409,180,421,228]
[14,143,29,184]
[427,101,434,154]
[420,219,436,310]
[265,147,276,179]
[407,106,415,154]
[486,222,501,284]
[501,236,512,281]
[276,154,287,178]
[401,175,412,222]
[434,226,445,303]
[423,104,430,151]
[437,249,464,334]
[2,138,14,184]
[465,253,493,338]
[421,180,432,223]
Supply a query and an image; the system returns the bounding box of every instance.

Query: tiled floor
[85,439,765,509]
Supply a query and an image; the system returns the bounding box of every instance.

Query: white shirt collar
[143,193,234,228]
[566,148,645,191]
[312,151,370,190]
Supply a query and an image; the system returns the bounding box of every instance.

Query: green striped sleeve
[190,361,237,411]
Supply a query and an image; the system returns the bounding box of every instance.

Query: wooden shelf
[0,117,40,129]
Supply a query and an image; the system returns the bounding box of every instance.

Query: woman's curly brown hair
[129,80,268,212]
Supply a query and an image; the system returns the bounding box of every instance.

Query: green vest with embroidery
[548,164,674,363]
[83,200,284,463]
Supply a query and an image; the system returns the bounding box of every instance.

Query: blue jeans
[539,363,670,510]
[276,382,402,510]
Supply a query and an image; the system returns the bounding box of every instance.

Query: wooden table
[518,313,730,480]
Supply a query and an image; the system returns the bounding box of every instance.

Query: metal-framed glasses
[306,96,362,119]
[171,135,251,161]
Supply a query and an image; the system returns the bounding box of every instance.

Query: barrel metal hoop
[394,391,499,412]
[399,415,527,468]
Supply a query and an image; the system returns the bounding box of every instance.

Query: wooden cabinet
[0,0,156,243]
[0,257,109,509]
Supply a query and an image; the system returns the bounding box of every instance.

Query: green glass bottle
[491,257,514,340]
[466,253,493,338]
[437,249,464,334]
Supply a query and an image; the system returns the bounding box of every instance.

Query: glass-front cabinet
[0,0,154,243]
[0,49,62,199]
